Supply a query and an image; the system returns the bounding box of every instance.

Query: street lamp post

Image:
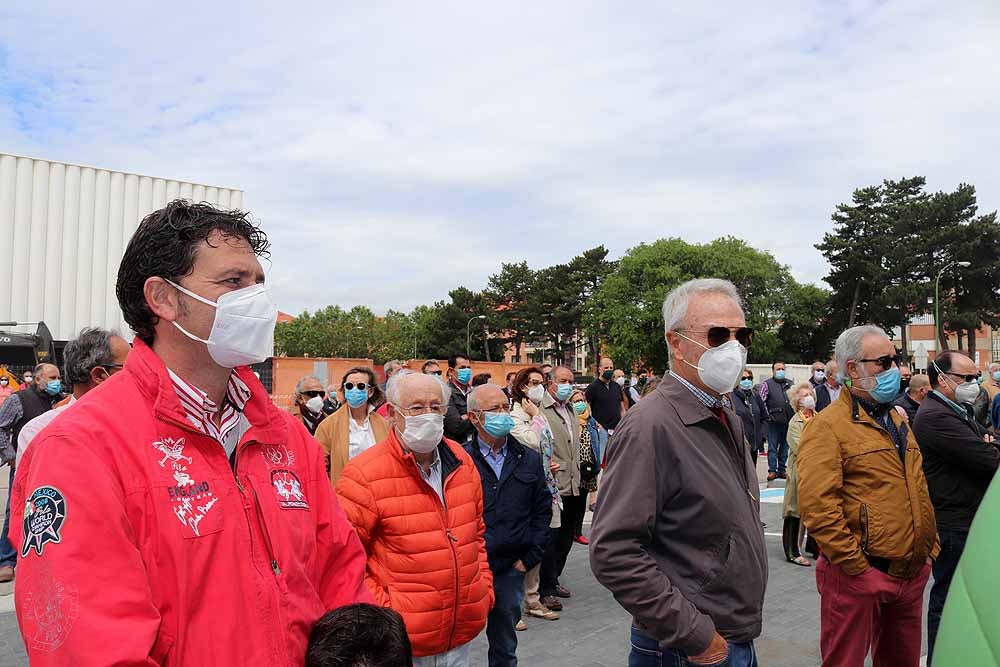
[466,315,486,359]
[935,260,971,348]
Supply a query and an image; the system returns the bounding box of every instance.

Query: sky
[2,1,999,316]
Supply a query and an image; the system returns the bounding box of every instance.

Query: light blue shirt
[478,435,508,480]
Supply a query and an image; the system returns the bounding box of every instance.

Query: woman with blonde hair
[783,381,817,566]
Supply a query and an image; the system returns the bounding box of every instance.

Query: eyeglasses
[858,354,903,371]
[343,382,368,391]
[301,390,326,398]
[677,326,754,348]
[395,405,445,416]
[477,408,511,417]
[946,372,980,384]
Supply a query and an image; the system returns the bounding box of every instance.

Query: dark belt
[867,556,892,574]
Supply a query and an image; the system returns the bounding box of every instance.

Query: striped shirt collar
[167,369,251,446]
[668,370,731,410]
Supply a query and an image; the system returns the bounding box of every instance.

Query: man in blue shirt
[464,384,552,667]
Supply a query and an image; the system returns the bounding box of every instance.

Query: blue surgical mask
[993,371,1000,383]
[483,412,514,438]
[45,380,62,396]
[739,379,753,391]
[555,383,573,402]
[573,401,587,415]
[867,367,901,404]
[774,370,786,381]
[456,368,473,385]
[345,388,368,408]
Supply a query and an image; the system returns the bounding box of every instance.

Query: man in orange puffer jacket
[337,371,494,665]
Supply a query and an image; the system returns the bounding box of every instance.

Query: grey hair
[63,328,118,386]
[786,382,816,411]
[294,375,323,396]
[834,325,889,376]
[661,279,744,357]
[386,369,451,407]
[824,359,837,375]
[384,359,404,375]
[467,383,505,412]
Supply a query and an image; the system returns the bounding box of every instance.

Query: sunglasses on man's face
[427,370,443,376]
[302,390,326,398]
[946,372,981,384]
[858,354,903,371]
[343,382,368,391]
[678,326,754,348]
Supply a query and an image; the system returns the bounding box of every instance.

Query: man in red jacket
[11,200,370,665]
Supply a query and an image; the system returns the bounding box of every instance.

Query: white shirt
[347,408,377,460]
[827,384,842,404]
[16,396,76,467]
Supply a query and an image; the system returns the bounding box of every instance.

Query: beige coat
[314,405,389,485]
[540,392,581,497]
[782,410,812,518]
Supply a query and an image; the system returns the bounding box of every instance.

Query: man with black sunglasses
[293,375,329,436]
[799,324,939,667]
[912,351,1000,662]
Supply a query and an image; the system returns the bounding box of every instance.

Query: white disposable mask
[800,395,817,411]
[305,396,325,414]
[615,377,626,386]
[676,333,747,395]
[527,384,546,404]
[954,381,981,405]
[398,412,444,454]
[166,280,278,369]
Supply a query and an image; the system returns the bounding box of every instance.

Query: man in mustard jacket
[798,324,939,667]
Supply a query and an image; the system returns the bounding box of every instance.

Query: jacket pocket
[696,535,734,592]
[860,503,884,555]
[151,630,175,664]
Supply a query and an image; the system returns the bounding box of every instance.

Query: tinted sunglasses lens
[344,382,367,391]
[737,328,754,348]
[706,327,730,347]
[430,371,442,376]
[304,390,325,398]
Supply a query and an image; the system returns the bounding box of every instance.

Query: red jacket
[336,429,494,657]
[11,340,371,665]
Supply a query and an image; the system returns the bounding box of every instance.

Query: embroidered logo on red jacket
[271,469,309,510]
[152,437,219,537]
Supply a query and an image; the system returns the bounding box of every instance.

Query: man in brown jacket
[798,324,939,667]
[591,279,767,667]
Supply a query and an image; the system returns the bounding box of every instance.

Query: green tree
[484,262,540,362]
[775,283,835,362]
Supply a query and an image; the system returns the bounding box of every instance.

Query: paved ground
[0,458,929,666]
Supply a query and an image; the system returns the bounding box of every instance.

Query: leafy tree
[484,262,540,362]
[775,283,836,362]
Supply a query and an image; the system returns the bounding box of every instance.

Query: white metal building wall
[0,153,244,340]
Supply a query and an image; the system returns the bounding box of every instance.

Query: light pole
[466,315,486,359]
[935,260,971,347]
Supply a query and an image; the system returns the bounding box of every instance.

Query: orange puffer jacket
[336,429,494,657]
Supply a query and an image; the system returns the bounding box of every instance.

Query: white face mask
[676,333,747,395]
[615,377,626,386]
[800,395,817,411]
[527,384,546,404]
[814,371,826,382]
[954,381,981,405]
[397,412,444,454]
[305,395,325,414]
[166,280,278,368]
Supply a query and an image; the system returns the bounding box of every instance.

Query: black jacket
[912,391,1000,531]
[444,381,475,443]
[893,393,921,423]
[733,387,768,452]
[464,435,552,572]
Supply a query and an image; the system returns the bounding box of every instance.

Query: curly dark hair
[510,366,544,404]
[116,200,270,344]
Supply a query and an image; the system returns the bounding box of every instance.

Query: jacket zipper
[250,482,281,575]
[432,459,462,651]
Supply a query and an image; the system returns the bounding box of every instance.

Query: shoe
[0,566,13,583]
[574,535,590,546]
[525,606,560,620]
[766,473,777,481]
[555,584,572,598]
[539,596,563,611]
[778,472,788,479]
[516,619,528,631]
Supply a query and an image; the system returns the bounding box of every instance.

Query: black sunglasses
[678,326,754,349]
[426,371,443,376]
[946,372,980,384]
[343,382,368,391]
[859,354,903,371]
[302,390,326,398]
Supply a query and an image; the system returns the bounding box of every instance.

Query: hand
[687,632,728,665]
[893,405,909,422]
[550,461,561,473]
[513,560,527,573]
[522,399,539,418]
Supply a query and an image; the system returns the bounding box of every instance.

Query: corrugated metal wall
[0,153,244,340]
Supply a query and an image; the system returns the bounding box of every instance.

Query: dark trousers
[928,529,968,664]
[540,493,586,596]
[0,465,16,567]
[486,566,525,667]
[629,627,758,667]
[782,516,802,561]
[766,422,789,474]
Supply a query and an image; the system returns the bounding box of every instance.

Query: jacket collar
[384,426,464,480]
[659,374,719,426]
[125,339,287,445]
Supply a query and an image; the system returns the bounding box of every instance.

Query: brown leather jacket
[798,389,940,579]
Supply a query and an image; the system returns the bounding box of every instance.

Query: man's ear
[144,277,182,323]
[666,332,685,363]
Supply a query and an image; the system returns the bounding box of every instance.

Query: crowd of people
[0,199,996,666]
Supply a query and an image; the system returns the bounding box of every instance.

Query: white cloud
[1,1,998,315]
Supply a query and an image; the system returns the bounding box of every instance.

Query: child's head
[306,604,413,667]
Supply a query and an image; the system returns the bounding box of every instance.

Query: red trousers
[816,556,931,667]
